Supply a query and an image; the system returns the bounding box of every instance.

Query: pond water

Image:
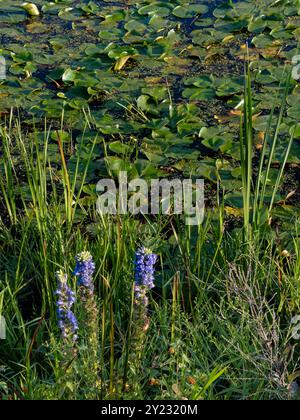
[0,0,299,218]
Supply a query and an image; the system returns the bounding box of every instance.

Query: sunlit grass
[0,81,300,400]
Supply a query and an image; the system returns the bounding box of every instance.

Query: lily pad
[172,4,208,19]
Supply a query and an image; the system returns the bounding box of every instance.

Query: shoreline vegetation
[1,0,300,400]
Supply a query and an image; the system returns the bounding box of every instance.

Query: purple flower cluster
[134,247,158,305]
[55,271,78,342]
[74,251,95,293]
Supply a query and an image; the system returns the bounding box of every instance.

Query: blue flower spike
[55,270,78,343]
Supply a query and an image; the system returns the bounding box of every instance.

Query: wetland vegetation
[0,0,300,400]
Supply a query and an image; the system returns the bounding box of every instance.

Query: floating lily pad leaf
[287,94,300,107]
[85,45,105,56]
[50,130,71,144]
[183,159,217,181]
[252,34,280,48]
[148,14,169,30]
[105,156,136,178]
[123,32,145,44]
[76,130,103,144]
[114,55,133,71]
[124,20,147,34]
[219,170,241,189]
[106,45,137,60]
[10,47,33,63]
[253,115,279,131]
[21,3,40,17]
[172,4,208,19]
[80,1,101,16]
[255,91,282,110]
[166,146,200,160]
[194,17,214,27]
[68,98,88,109]
[137,95,161,115]
[229,2,256,17]
[134,160,167,178]
[46,68,65,83]
[177,121,205,136]
[202,135,233,153]
[214,18,249,32]
[67,86,89,100]
[254,69,278,85]
[117,79,144,95]
[270,26,294,40]
[184,75,214,88]
[10,60,37,76]
[93,114,121,135]
[109,141,132,155]
[100,10,125,26]
[191,29,218,46]
[0,4,27,23]
[152,127,173,139]
[183,87,216,101]
[144,119,169,131]
[141,149,167,165]
[138,3,171,17]
[99,28,124,40]
[58,7,84,21]
[142,86,168,102]
[213,4,233,19]
[205,46,227,61]
[215,77,244,97]
[62,68,78,83]
[199,126,219,139]
[41,99,66,118]
[41,3,64,15]
[248,16,267,33]
[291,124,300,139]
[145,43,167,57]
[287,105,300,120]
[183,76,216,100]
[75,144,103,160]
[165,28,182,45]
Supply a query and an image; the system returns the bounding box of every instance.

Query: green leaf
[172,4,208,19]
[62,68,77,83]
[109,141,132,154]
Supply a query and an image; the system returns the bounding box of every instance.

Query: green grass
[0,75,300,400]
